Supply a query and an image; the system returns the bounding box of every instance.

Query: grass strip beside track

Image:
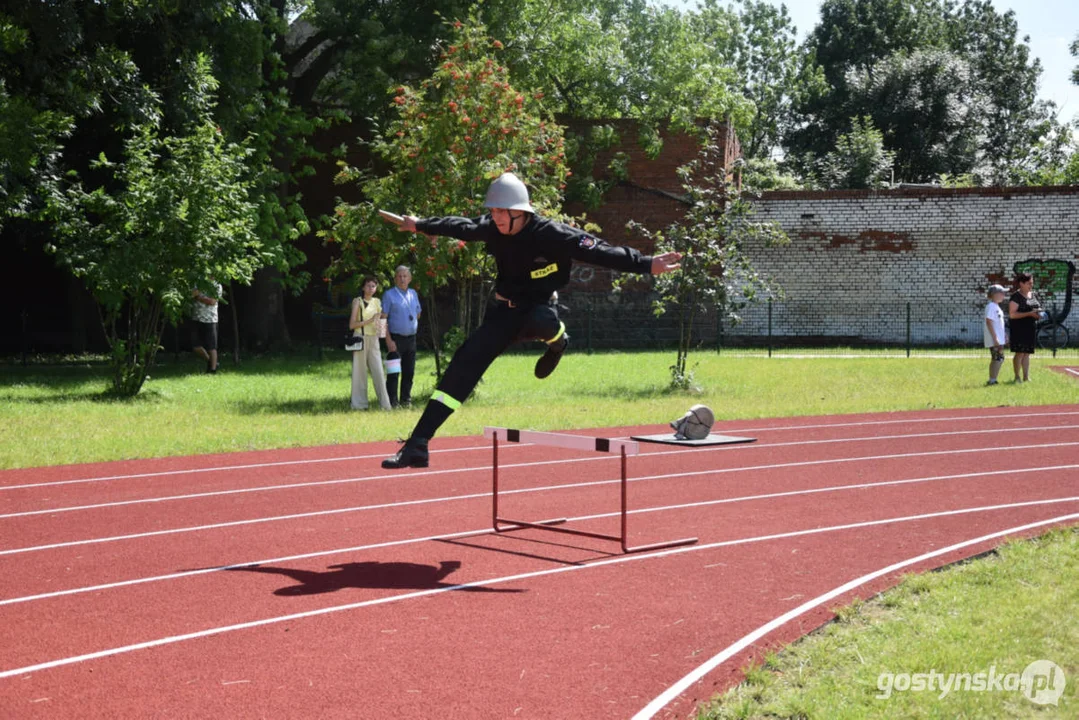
[3,352,1078,468]
[697,527,1079,719]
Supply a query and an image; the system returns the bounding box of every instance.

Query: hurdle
[484,427,698,554]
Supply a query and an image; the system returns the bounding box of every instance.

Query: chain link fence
[558,291,1079,358]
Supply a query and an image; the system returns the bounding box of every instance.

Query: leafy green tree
[787,0,1059,185]
[848,50,985,182]
[622,125,788,390]
[1073,33,1079,86]
[0,4,153,228]
[816,116,895,188]
[491,0,750,206]
[697,0,806,160]
[945,0,1056,184]
[44,58,261,396]
[324,18,570,377]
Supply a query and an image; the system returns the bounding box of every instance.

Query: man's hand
[651,251,682,275]
[379,211,438,245]
[379,211,418,233]
[386,338,397,352]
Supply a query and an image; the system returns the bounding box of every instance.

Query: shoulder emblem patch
[578,235,598,249]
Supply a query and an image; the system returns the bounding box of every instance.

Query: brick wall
[743,187,1079,344]
[559,119,733,293]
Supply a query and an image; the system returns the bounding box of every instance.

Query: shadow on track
[222,559,523,596]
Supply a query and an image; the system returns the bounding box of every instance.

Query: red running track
[1,405,1078,719]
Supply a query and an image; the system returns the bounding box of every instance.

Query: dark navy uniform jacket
[415,214,653,306]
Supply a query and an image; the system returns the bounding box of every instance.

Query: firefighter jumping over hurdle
[378,172,682,470]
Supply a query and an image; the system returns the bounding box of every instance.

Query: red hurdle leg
[492,430,566,533]
[489,428,696,553]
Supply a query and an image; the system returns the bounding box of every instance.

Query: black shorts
[192,321,218,351]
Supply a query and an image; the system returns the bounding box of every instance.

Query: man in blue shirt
[380,265,422,408]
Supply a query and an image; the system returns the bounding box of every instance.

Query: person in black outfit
[1008,272,1044,383]
[380,172,682,469]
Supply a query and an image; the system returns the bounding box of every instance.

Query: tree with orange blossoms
[324,16,571,377]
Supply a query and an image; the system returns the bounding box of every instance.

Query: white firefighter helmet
[670,404,715,440]
[484,172,534,212]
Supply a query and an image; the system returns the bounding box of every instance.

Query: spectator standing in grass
[983,284,1007,385]
[191,280,222,374]
[381,265,422,408]
[1008,272,1044,383]
[349,276,392,410]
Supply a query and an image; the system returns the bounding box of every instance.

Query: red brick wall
[559,119,736,291]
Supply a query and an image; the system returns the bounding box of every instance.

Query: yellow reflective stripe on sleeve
[431,391,462,411]
[530,263,558,279]
[546,322,566,344]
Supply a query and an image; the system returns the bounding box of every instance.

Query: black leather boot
[381,437,429,469]
[534,334,569,379]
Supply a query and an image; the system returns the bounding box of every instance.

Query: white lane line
[721,409,1079,435]
[6,428,1079,519]
[1065,368,1079,377]
[4,442,1078,555]
[0,444,497,492]
[5,408,1077,491]
[3,462,1077,606]
[631,511,1079,719]
[1,498,1076,681]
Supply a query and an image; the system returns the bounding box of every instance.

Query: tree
[324,17,571,377]
[1073,32,1079,86]
[44,58,261,396]
[622,124,788,390]
[945,0,1056,184]
[0,3,153,228]
[490,0,751,206]
[848,50,986,182]
[816,116,895,188]
[697,0,805,160]
[787,0,1060,185]
[788,0,947,161]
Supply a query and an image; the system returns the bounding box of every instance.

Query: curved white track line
[4,408,1077,491]
[1,499,1076,681]
[631,512,1079,720]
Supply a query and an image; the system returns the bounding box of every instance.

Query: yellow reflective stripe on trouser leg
[430,391,462,411]
[546,322,566,344]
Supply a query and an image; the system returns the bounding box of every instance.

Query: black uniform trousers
[436,300,561,407]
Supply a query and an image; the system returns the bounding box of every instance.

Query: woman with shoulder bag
[1008,272,1044,383]
[349,277,392,410]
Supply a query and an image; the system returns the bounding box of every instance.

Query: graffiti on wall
[1012,258,1076,324]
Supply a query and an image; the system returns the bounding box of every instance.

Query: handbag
[345,333,364,351]
[385,351,401,374]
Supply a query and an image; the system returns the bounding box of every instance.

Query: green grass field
[2,349,1076,468]
[2,349,1076,718]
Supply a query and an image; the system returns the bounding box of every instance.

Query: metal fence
[557,292,1079,358]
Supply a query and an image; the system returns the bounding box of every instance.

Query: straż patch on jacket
[577,235,598,249]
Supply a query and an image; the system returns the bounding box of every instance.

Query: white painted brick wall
[743,188,1079,345]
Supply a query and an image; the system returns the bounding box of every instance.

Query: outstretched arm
[379,211,488,245]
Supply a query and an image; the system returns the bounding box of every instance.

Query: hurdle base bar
[488,428,698,554]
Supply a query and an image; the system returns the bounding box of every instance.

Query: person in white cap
[378,172,682,469]
[983,284,1008,385]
